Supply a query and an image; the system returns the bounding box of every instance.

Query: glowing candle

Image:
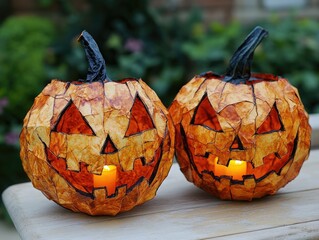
[214,157,227,176]
[93,165,117,196]
[226,160,247,180]
[214,158,247,180]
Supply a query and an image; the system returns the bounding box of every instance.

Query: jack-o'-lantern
[169,26,311,200]
[20,31,175,215]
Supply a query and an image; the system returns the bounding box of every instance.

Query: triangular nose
[230,135,244,150]
[101,136,118,154]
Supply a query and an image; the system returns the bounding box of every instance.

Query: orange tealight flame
[93,165,117,196]
[214,158,247,180]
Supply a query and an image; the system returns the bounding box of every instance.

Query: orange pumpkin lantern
[20,31,175,215]
[169,26,311,200]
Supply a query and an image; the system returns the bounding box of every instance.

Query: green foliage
[254,17,319,113]
[0,16,55,121]
[181,22,243,74]
[42,0,204,106]
[42,2,319,112]
[181,19,319,113]
[0,16,54,218]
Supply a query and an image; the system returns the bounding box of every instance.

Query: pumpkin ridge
[179,124,202,177]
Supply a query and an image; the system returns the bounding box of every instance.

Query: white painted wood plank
[3,150,319,240]
[310,113,319,148]
[212,220,319,240]
[4,183,319,240]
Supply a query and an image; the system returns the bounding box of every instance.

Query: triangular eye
[257,104,284,134]
[125,95,155,137]
[191,94,223,132]
[53,101,95,135]
[101,136,118,154]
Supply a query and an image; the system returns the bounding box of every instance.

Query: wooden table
[3,150,319,240]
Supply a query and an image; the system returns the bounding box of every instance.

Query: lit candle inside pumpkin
[93,165,117,196]
[214,158,247,180]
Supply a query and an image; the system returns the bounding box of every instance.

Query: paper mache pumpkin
[169,26,311,200]
[20,31,175,215]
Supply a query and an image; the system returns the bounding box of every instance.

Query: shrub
[181,19,319,113]
[0,16,55,121]
[0,16,55,219]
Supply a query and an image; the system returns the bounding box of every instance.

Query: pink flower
[124,38,144,53]
[5,131,19,146]
[0,97,8,114]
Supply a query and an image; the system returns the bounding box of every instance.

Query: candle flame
[103,165,112,171]
[233,160,245,165]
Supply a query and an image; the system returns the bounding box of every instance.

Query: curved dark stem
[78,30,110,82]
[224,26,268,84]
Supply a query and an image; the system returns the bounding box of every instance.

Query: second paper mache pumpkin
[20,31,175,215]
[169,26,311,200]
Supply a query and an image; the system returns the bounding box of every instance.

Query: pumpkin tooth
[66,157,81,172]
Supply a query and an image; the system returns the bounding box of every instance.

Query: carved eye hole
[257,103,284,134]
[53,101,95,135]
[191,94,223,132]
[125,95,155,137]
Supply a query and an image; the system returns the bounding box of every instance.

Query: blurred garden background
[0,0,319,225]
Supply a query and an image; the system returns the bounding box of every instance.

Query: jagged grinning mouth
[43,142,163,199]
[197,136,297,183]
[199,148,295,183]
[180,124,299,184]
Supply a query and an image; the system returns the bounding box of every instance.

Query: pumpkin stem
[224,26,268,84]
[78,30,110,82]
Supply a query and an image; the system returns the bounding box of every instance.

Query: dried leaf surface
[20,79,175,215]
